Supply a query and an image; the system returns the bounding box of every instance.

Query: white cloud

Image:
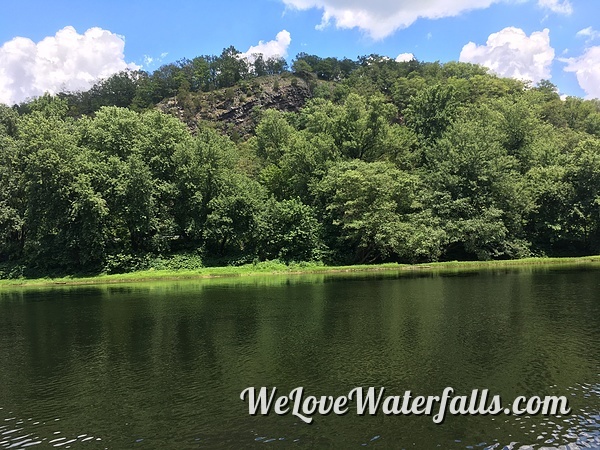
[240,30,292,62]
[576,27,600,43]
[459,27,555,83]
[0,26,138,105]
[537,0,572,15]
[281,1,576,39]
[282,0,503,40]
[142,52,169,69]
[395,53,415,62]
[562,46,600,99]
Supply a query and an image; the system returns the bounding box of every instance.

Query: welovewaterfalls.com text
[240,387,571,424]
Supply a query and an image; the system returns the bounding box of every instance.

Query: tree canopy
[2,51,600,278]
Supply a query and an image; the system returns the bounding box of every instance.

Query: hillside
[2,51,600,279]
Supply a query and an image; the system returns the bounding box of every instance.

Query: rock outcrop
[158,75,312,138]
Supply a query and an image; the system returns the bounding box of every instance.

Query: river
[0,265,599,448]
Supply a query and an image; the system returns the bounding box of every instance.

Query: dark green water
[0,266,599,449]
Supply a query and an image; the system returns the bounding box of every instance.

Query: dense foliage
[2,49,600,278]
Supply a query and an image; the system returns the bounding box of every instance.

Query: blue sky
[0,0,599,104]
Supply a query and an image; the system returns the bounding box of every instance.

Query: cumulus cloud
[240,30,292,62]
[0,26,139,105]
[562,47,600,99]
[282,0,502,40]
[459,27,555,83]
[537,0,572,15]
[395,53,415,62]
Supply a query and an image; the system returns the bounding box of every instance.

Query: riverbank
[1,255,600,288]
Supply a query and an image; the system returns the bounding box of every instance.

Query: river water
[0,265,599,448]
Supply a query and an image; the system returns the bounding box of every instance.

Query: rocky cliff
[158,75,313,138]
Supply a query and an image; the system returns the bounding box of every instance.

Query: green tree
[315,160,417,263]
[422,108,531,260]
[172,127,238,247]
[523,165,574,255]
[214,46,248,88]
[203,174,265,257]
[565,138,600,252]
[81,106,142,158]
[257,198,323,261]
[0,132,25,263]
[17,110,110,272]
[299,93,404,162]
[404,83,458,146]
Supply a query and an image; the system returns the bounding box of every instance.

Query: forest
[1,47,600,278]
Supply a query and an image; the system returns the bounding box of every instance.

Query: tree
[87,70,140,111]
[81,106,142,158]
[422,108,531,260]
[119,154,159,252]
[171,126,238,247]
[315,160,417,263]
[292,58,315,80]
[203,174,265,257]
[565,138,600,253]
[214,46,248,88]
[137,109,189,180]
[330,94,398,160]
[190,56,215,92]
[404,83,458,146]
[0,132,25,263]
[523,165,574,255]
[265,56,288,75]
[299,93,403,162]
[17,110,111,272]
[0,105,18,137]
[257,198,323,261]
[254,109,295,164]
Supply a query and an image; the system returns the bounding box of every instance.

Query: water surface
[0,265,599,448]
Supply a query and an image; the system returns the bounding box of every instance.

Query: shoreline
[1,255,600,288]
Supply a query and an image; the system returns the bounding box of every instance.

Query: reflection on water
[0,265,599,449]
[0,410,102,447]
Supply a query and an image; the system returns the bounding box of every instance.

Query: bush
[0,263,25,280]
[257,198,324,262]
[104,253,152,274]
[148,252,204,271]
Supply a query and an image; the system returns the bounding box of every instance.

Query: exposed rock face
[158,75,312,138]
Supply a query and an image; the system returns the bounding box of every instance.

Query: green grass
[2,255,600,288]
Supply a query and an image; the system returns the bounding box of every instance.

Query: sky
[0,0,599,105]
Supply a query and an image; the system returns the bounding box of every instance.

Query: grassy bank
[1,255,600,288]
